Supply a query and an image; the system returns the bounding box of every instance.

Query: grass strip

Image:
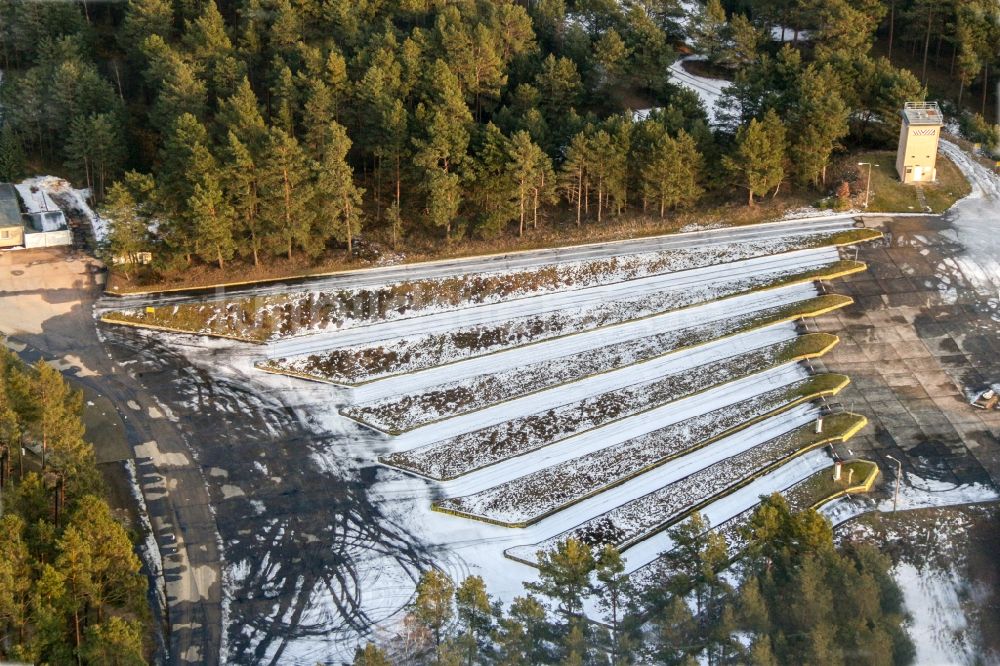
[504,412,866,564]
[260,258,865,386]
[102,229,876,343]
[629,458,878,590]
[380,336,841,479]
[348,324,838,435]
[432,371,848,527]
[785,459,881,511]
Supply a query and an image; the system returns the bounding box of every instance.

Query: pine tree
[190,173,236,270]
[585,128,628,222]
[218,77,267,148]
[0,125,26,182]
[655,595,698,665]
[736,575,770,634]
[693,0,728,64]
[624,8,675,92]
[65,113,126,201]
[413,60,472,239]
[494,595,550,665]
[324,49,350,119]
[789,65,849,187]
[642,127,704,216]
[151,57,208,134]
[439,15,506,120]
[302,77,334,159]
[270,58,298,136]
[561,618,588,666]
[535,54,582,120]
[0,514,31,651]
[748,634,778,666]
[54,526,95,656]
[157,113,217,262]
[506,130,553,236]
[80,617,146,666]
[183,0,244,100]
[595,28,632,87]
[28,361,84,471]
[719,14,763,69]
[595,544,634,662]
[468,123,517,239]
[454,576,493,666]
[223,132,266,266]
[411,569,454,648]
[813,0,884,63]
[560,130,591,226]
[119,0,173,61]
[723,110,786,205]
[314,122,364,255]
[526,538,595,617]
[353,642,391,666]
[66,496,147,617]
[31,564,75,665]
[101,172,155,279]
[260,127,314,260]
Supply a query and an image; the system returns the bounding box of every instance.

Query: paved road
[813,214,1000,490]
[0,249,222,665]
[98,216,856,310]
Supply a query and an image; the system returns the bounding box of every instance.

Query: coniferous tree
[789,64,849,187]
[507,130,553,236]
[353,642,391,666]
[80,617,146,666]
[719,14,763,69]
[595,544,634,662]
[454,576,494,665]
[190,173,236,269]
[314,122,364,255]
[723,110,786,205]
[101,172,156,279]
[183,0,244,100]
[270,58,298,136]
[218,77,268,148]
[560,130,591,226]
[413,60,471,239]
[119,0,174,62]
[411,569,454,648]
[223,132,266,266]
[468,123,517,239]
[260,127,314,260]
[535,54,582,121]
[642,127,704,216]
[0,125,26,182]
[655,595,699,665]
[28,361,83,472]
[65,113,126,201]
[693,0,728,65]
[493,595,550,665]
[526,538,595,618]
[157,113,216,263]
[0,515,31,652]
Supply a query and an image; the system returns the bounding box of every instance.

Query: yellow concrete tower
[895,101,943,184]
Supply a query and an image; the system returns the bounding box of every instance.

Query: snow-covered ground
[110,219,881,662]
[895,562,977,664]
[16,175,102,239]
[668,56,727,125]
[938,140,1000,302]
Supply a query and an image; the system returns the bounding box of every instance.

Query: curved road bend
[0,251,223,665]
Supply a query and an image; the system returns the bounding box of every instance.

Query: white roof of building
[901,101,943,126]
